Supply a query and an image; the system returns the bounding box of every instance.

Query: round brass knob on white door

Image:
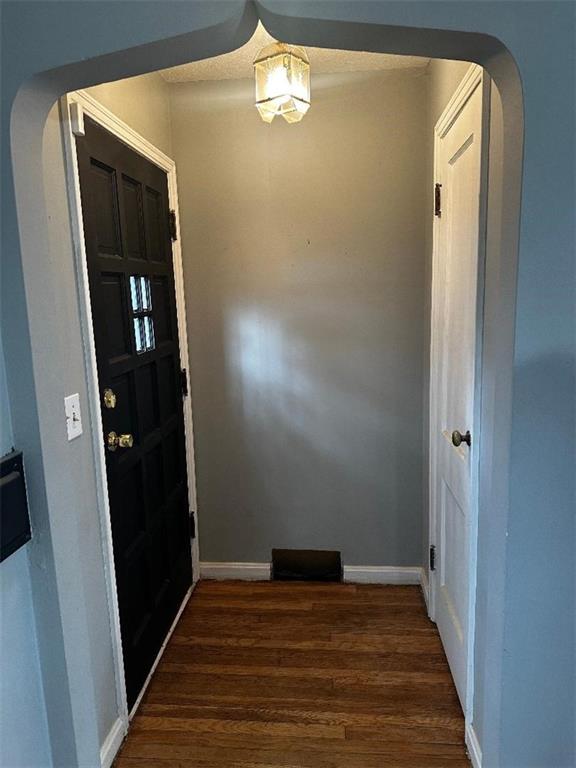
[107,431,134,452]
[451,430,471,448]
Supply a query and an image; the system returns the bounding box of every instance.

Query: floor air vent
[271,549,342,582]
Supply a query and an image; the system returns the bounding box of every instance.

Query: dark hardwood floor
[115,580,469,767]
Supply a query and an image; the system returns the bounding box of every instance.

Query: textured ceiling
[160,22,430,83]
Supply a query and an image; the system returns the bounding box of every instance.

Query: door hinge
[168,209,178,241]
[429,544,436,572]
[434,183,442,217]
[180,368,189,398]
[189,511,196,539]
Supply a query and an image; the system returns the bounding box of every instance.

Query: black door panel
[76,118,192,708]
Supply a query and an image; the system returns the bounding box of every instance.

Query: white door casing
[429,65,488,714]
[60,90,201,760]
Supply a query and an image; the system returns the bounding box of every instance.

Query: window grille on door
[129,275,155,353]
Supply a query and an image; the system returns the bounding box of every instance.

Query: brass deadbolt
[107,431,134,452]
[103,389,117,409]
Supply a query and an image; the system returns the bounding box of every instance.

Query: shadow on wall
[197,296,423,565]
[173,71,428,567]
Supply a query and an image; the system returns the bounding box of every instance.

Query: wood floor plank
[130,716,345,739]
[170,634,442,653]
[114,581,469,767]
[158,662,454,685]
[120,731,467,753]
[119,736,470,762]
[137,702,463,733]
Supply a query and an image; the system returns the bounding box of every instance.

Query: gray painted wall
[87,72,174,156]
[171,69,428,565]
[0,337,52,767]
[427,59,471,127]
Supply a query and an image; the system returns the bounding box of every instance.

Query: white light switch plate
[64,393,83,441]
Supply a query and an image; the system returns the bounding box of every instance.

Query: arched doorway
[3,3,535,766]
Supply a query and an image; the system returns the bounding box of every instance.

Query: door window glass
[129,275,155,353]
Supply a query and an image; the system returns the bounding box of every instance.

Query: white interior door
[430,69,485,711]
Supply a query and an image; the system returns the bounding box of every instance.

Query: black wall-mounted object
[272,549,342,582]
[0,451,31,563]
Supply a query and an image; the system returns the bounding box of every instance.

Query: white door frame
[60,90,200,751]
[428,64,490,732]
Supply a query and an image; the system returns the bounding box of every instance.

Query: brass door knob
[451,429,471,448]
[103,388,117,409]
[107,431,134,452]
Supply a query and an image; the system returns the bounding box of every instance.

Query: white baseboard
[343,565,422,584]
[200,562,272,580]
[199,562,422,584]
[466,722,483,768]
[100,716,126,768]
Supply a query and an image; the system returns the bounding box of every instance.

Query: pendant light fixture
[253,42,310,124]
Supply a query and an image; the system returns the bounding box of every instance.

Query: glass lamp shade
[254,43,310,124]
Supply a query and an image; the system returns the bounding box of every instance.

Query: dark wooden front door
[76,117,193,708]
